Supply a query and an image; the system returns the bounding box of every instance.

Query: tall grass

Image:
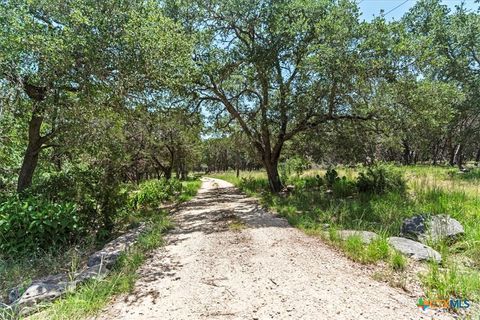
[212,166,480,301]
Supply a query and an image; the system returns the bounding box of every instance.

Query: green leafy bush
[306,175,324,189]
[31,167,128,233]
[356,165,406,194]
[390,251,407,271]
[129,179,183,209]
[280,156,309,180]
[324,168,340,188]
[0,195,83,254]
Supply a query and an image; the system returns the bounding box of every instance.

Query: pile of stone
[334,214,464,264]
[3,223,148,315]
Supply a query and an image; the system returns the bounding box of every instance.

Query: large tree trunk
[17,114,44,193]
[264,160,283,192]
[475,148,480,166]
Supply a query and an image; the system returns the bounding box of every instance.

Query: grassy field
[0,179,201,320]
[212,165,480,302]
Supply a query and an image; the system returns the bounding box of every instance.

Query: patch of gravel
[93,178,453,320]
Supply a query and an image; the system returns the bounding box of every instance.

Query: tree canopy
[0,0,479,193]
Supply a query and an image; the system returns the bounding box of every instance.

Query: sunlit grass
[211,166,480,302]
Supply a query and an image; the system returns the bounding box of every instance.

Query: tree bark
[17,114,44,193]
[164,166,172,180]
[264,160,283,193]
[402,140,411,165]
[475,148,480,166]
[453,144,462,167]
[456,144,464,170]
[449,144,457,166]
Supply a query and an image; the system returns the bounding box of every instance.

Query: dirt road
[95,178,452,320]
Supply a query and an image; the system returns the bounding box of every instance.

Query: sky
[358,0,479,21]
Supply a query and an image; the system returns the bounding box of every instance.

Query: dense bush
[324,168,340,188]
[31,167,129,233]
[0,195,83,254]
[129,178,183,209]
[356,165,406,194]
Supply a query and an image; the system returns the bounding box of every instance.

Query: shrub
[281,156,309,179]
[129,179,183,210]
[304,175,324,189]
[365,238,390,261]
[238,176,269,194]
[0,195,83,254]
[324,168,340,188]
[343,235,364,262]
[31,167,128,233]
[332,177,356,197]
[356,165,406,194]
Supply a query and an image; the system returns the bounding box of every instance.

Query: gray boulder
[6,224,147,313]
[14,274,75,308]
[8,287,21,304]
[388,237,441,263]
[426,215,464,242]
[401,214,464,243]
[401,215,426,239]
[88,223,147,267]
[75,264,109,284]
[338,230,379,244]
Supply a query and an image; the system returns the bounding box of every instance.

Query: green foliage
[422,262,480,301]
[324,168,340,188]
[356,165,406,194]
[238,177,270,195]
[307,175,325,189]
[390,251,407,272]
[31,167,129,235]
[343,235,364,261]
[179,180,202,202]
[343,236,390,264]
[0,195,82,254]
[312,168,355,197]
[280,156,309,180]
[332,177,356,198]
[129,179,183,210]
